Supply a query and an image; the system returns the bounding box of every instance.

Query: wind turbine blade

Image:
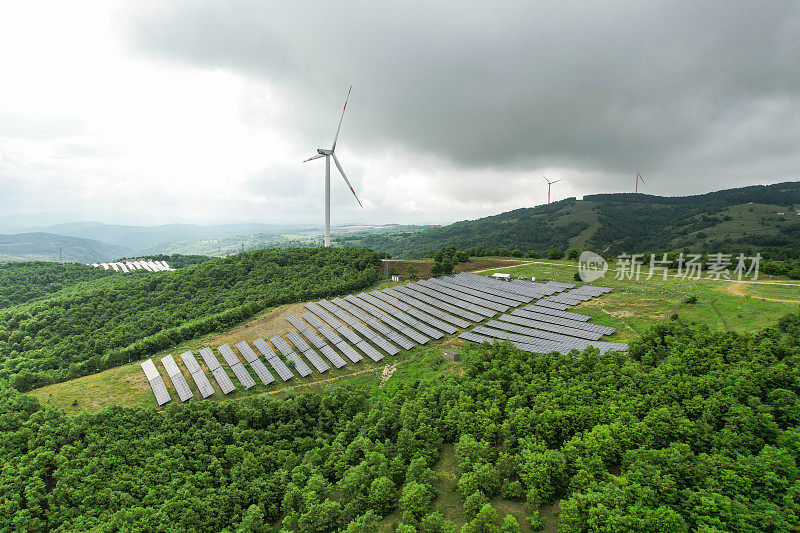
[541,174,551,184]
[552,179,563,184]
[639,174,645,183]
[331,85,352,151]
[303,154,325,163]
[332,153,362,207]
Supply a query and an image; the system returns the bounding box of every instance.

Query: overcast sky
[1,1,798,228]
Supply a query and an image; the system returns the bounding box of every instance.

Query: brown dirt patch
[382,257,528,278]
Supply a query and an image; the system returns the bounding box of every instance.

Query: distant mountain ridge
[335,181,800,257]
[0,233,128,263]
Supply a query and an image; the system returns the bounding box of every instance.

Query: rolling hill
[0,232,129,263]
[335,181,800,257]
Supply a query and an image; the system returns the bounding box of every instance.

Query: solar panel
[287,314,310,332]
[425,278,510,312]
[435,277,521,306]
[319,344,347,368]
[287,331,330,372]
[249,358,276,385]
[524,304,591,321]
[301,312,344,344]
[402,284,489,320]
[161,354,193,402]
[384,287,470,328]
[416,280,497,316]
[496,313,602,340]
[345,295,410,332]
[335,340,363,363]
[305,302,363,344]
[285,331,312,352]
[359,292,443,339]
[373,290,458,334]
[141,359,171,405]
[319,299,401,355]
[458,331,495,344]
[355,340,384,362]
[535,300,571,311]
[262,337,309,377]
[217,344,255,389]
[511,309,615,335]
[454,272,541,300]
[211,367,236,394]
[235,341,260,363]
[179,351,214,398]
[335,297,416,350]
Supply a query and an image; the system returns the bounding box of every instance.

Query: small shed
[442,349,460,362]
[391,274,403,282]
[491,273,511,281]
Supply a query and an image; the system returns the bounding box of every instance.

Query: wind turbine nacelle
[317,148,333,155]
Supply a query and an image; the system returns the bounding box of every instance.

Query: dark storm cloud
[131,1,800,193]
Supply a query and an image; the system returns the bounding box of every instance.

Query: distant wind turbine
[635,171,645,193]
[542,175,563,205]
[303,86,363,247]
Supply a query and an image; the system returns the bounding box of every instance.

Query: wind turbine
[635,171,645,193]
[542,175,563,205]
[303,86,363,247]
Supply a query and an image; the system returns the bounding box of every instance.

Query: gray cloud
[131,0,800,196]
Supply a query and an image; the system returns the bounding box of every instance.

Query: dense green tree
[0,248,381,389]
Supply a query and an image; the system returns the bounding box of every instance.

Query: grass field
[471,259,800,340]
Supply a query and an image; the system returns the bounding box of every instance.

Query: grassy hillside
[336,181,800,257]
[0,248,381,391]
[0,232,129,262]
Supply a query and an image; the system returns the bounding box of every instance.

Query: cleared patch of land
[382,257,528,278]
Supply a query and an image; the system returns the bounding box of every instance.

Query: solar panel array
[251,338,296,381]
[269,335,313,377]
[161,354,193,402]
[318,299,395,357]
[395,284,483,322]
[287,314,348,368]
[179,351,214,398]
[218,343,256,389]
[372,290,457,334]
[301,311,363,363]
[286,331,331,372]
[141,359,171,405]
[382,287,468,328]
[357,292,444,339]
[200,347,235,394]
[234,340,276,386]
[135,270,625,406]
[334,297,416,350]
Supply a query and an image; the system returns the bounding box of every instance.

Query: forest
[0,248,382,391]
[334,181,800,258]
[1,312,798,531]
[0,262,112,309]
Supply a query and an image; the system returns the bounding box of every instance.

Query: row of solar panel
[466,324,629,354]
[141,333,338,404]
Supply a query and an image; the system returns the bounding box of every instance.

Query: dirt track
[719,281,800,304]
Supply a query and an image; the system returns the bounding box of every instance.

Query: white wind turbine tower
[303,86,363,247]
[542,175,563,205]
[635,171,645,193]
